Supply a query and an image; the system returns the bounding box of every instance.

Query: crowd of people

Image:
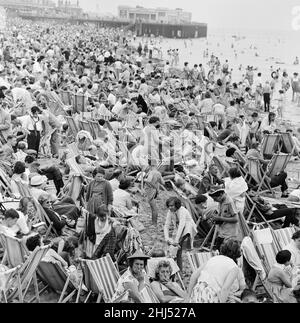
[0,16,300,303]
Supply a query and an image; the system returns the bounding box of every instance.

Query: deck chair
[241,236,273,297]
[0,266,22,303]
[266,153,291,178]
[245,158,274,195]
[0,233,29,268]
[88,121,107,139]
[37,261,78,303]
[65,116,79,138]
[186,251,213,272]
[272,227,297,250]
[140,285,160,303]
[6,245,50,303]
[77,254,120,303]
[261,134,281,159]
[0,167,13,197]
[252,228,279,274]
[73,94,85,113]
[212,156,229,177]
[60,90,72,106]
[78,120,92,133]
[280,132,299,156]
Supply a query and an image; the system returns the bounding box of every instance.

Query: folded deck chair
[280,132,299,156]
[261,134,281,159]
[6,245,50,303]
[78,254,120,303]
[37,261,78,303]
[0,233,29,268]
[186,251,213,272]
[140,285,160,303]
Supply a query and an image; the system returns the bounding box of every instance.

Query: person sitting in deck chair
[198,164,224,195]
[246,142,289,198]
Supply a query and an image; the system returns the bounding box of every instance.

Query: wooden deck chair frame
[261,134,281,159]
[77,254,120,303]
[65,116,79,138]
[36,261,78,303]
[6,245,50,303]
[280,132,299,156]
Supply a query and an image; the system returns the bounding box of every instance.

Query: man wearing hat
[112,250,150,303]
[208,188,239,251]
[29,174,49,200]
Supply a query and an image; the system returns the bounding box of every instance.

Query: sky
[72,0,300,32]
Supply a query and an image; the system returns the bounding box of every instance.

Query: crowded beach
[0,16,300,304]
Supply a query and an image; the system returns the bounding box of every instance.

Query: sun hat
[30,175,47,187]
[127,250,150,260]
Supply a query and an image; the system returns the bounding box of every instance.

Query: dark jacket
[44,208,66,235]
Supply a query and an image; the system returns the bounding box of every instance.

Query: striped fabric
[140,285,160,303]
[187,252,213,272]
[273,227,297,250]
[78,120,92,133]
[0,234,29,268]
[8,245,50,302]
[85,254,120,302]
[261,134,280,157]
[0,266,20,303]
[267,154,291,178]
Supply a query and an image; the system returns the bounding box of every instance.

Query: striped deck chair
[65,116,79,138]
[6,245,50,303]
[252,228,279,274]
[186,251,213,272]
[0,233,29,268]
[140,285,160,303]
[272,227,297,250]
[241,236,273,298]
[261,134,281,159]
[88,121,107,139]
[60,90,72,106]
[78,254,120,303]
[280,132,299,156]
[266,153,291,178]
[0,167,13,197]
[246,158,274,195]
[37,261,78,303]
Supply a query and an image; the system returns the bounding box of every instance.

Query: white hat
[30,175,47,186]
